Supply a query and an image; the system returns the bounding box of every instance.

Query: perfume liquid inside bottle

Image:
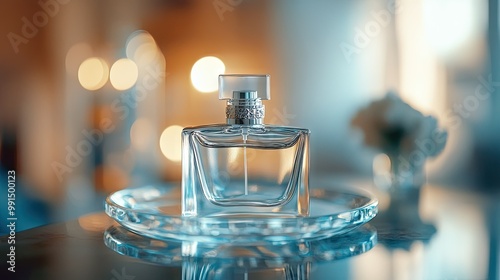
[182,75,309,218]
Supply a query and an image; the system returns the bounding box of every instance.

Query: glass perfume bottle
[182,74,310,218]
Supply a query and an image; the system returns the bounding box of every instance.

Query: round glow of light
[78,57,109,91]
[190,56,225,93]
[126,30,159,65]
[159,125,184,162]
[373,153,391,173]
[130,118,154,151]
[110,58,139,90]
[423,0,484,57]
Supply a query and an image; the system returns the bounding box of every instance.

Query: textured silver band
[226,105,265,120]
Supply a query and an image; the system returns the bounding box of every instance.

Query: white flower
[351,92,447,161]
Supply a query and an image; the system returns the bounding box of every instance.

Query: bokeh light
[190,56,225,93]
[130,118,154,151]
[373,153,392,190]
[126,30,159,65]
[373,153,391,172]
[110,58,139,91]
[78,57,109,91]
[159,125,184,162]
[423,0,485,57]
[78,213,114,232]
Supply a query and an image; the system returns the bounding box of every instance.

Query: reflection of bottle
[182,74,310,218]
[181,259,310,280]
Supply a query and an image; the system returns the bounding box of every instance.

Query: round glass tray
[105,184,378,244]
[104,224,377,267]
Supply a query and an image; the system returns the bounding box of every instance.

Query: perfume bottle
[182,74,310,218]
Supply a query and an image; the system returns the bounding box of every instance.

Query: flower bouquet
[351,92,447,188]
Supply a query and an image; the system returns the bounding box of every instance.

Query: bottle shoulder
[183,124,310,134]
[183,124,309,148]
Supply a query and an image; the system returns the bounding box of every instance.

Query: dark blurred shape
[472,145,500,190]
[0,169,51,234]
[473,0,500,191]
[372,187,436,250]
[0,130,17,171]
[487,202,500,280]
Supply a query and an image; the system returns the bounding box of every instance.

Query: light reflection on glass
[78,213,114,232]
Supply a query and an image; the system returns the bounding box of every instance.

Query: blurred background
[0,0,498,239]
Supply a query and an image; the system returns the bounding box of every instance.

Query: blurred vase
[373,177,436,251]
[372,149,437,251]
[373,152,426,191]
[388,153,426,190]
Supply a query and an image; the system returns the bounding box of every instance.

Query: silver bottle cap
[218,74,270,125]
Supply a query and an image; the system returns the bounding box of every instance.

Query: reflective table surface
[1,183,499,280]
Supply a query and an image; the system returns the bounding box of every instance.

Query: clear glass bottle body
[182,124,309,218]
